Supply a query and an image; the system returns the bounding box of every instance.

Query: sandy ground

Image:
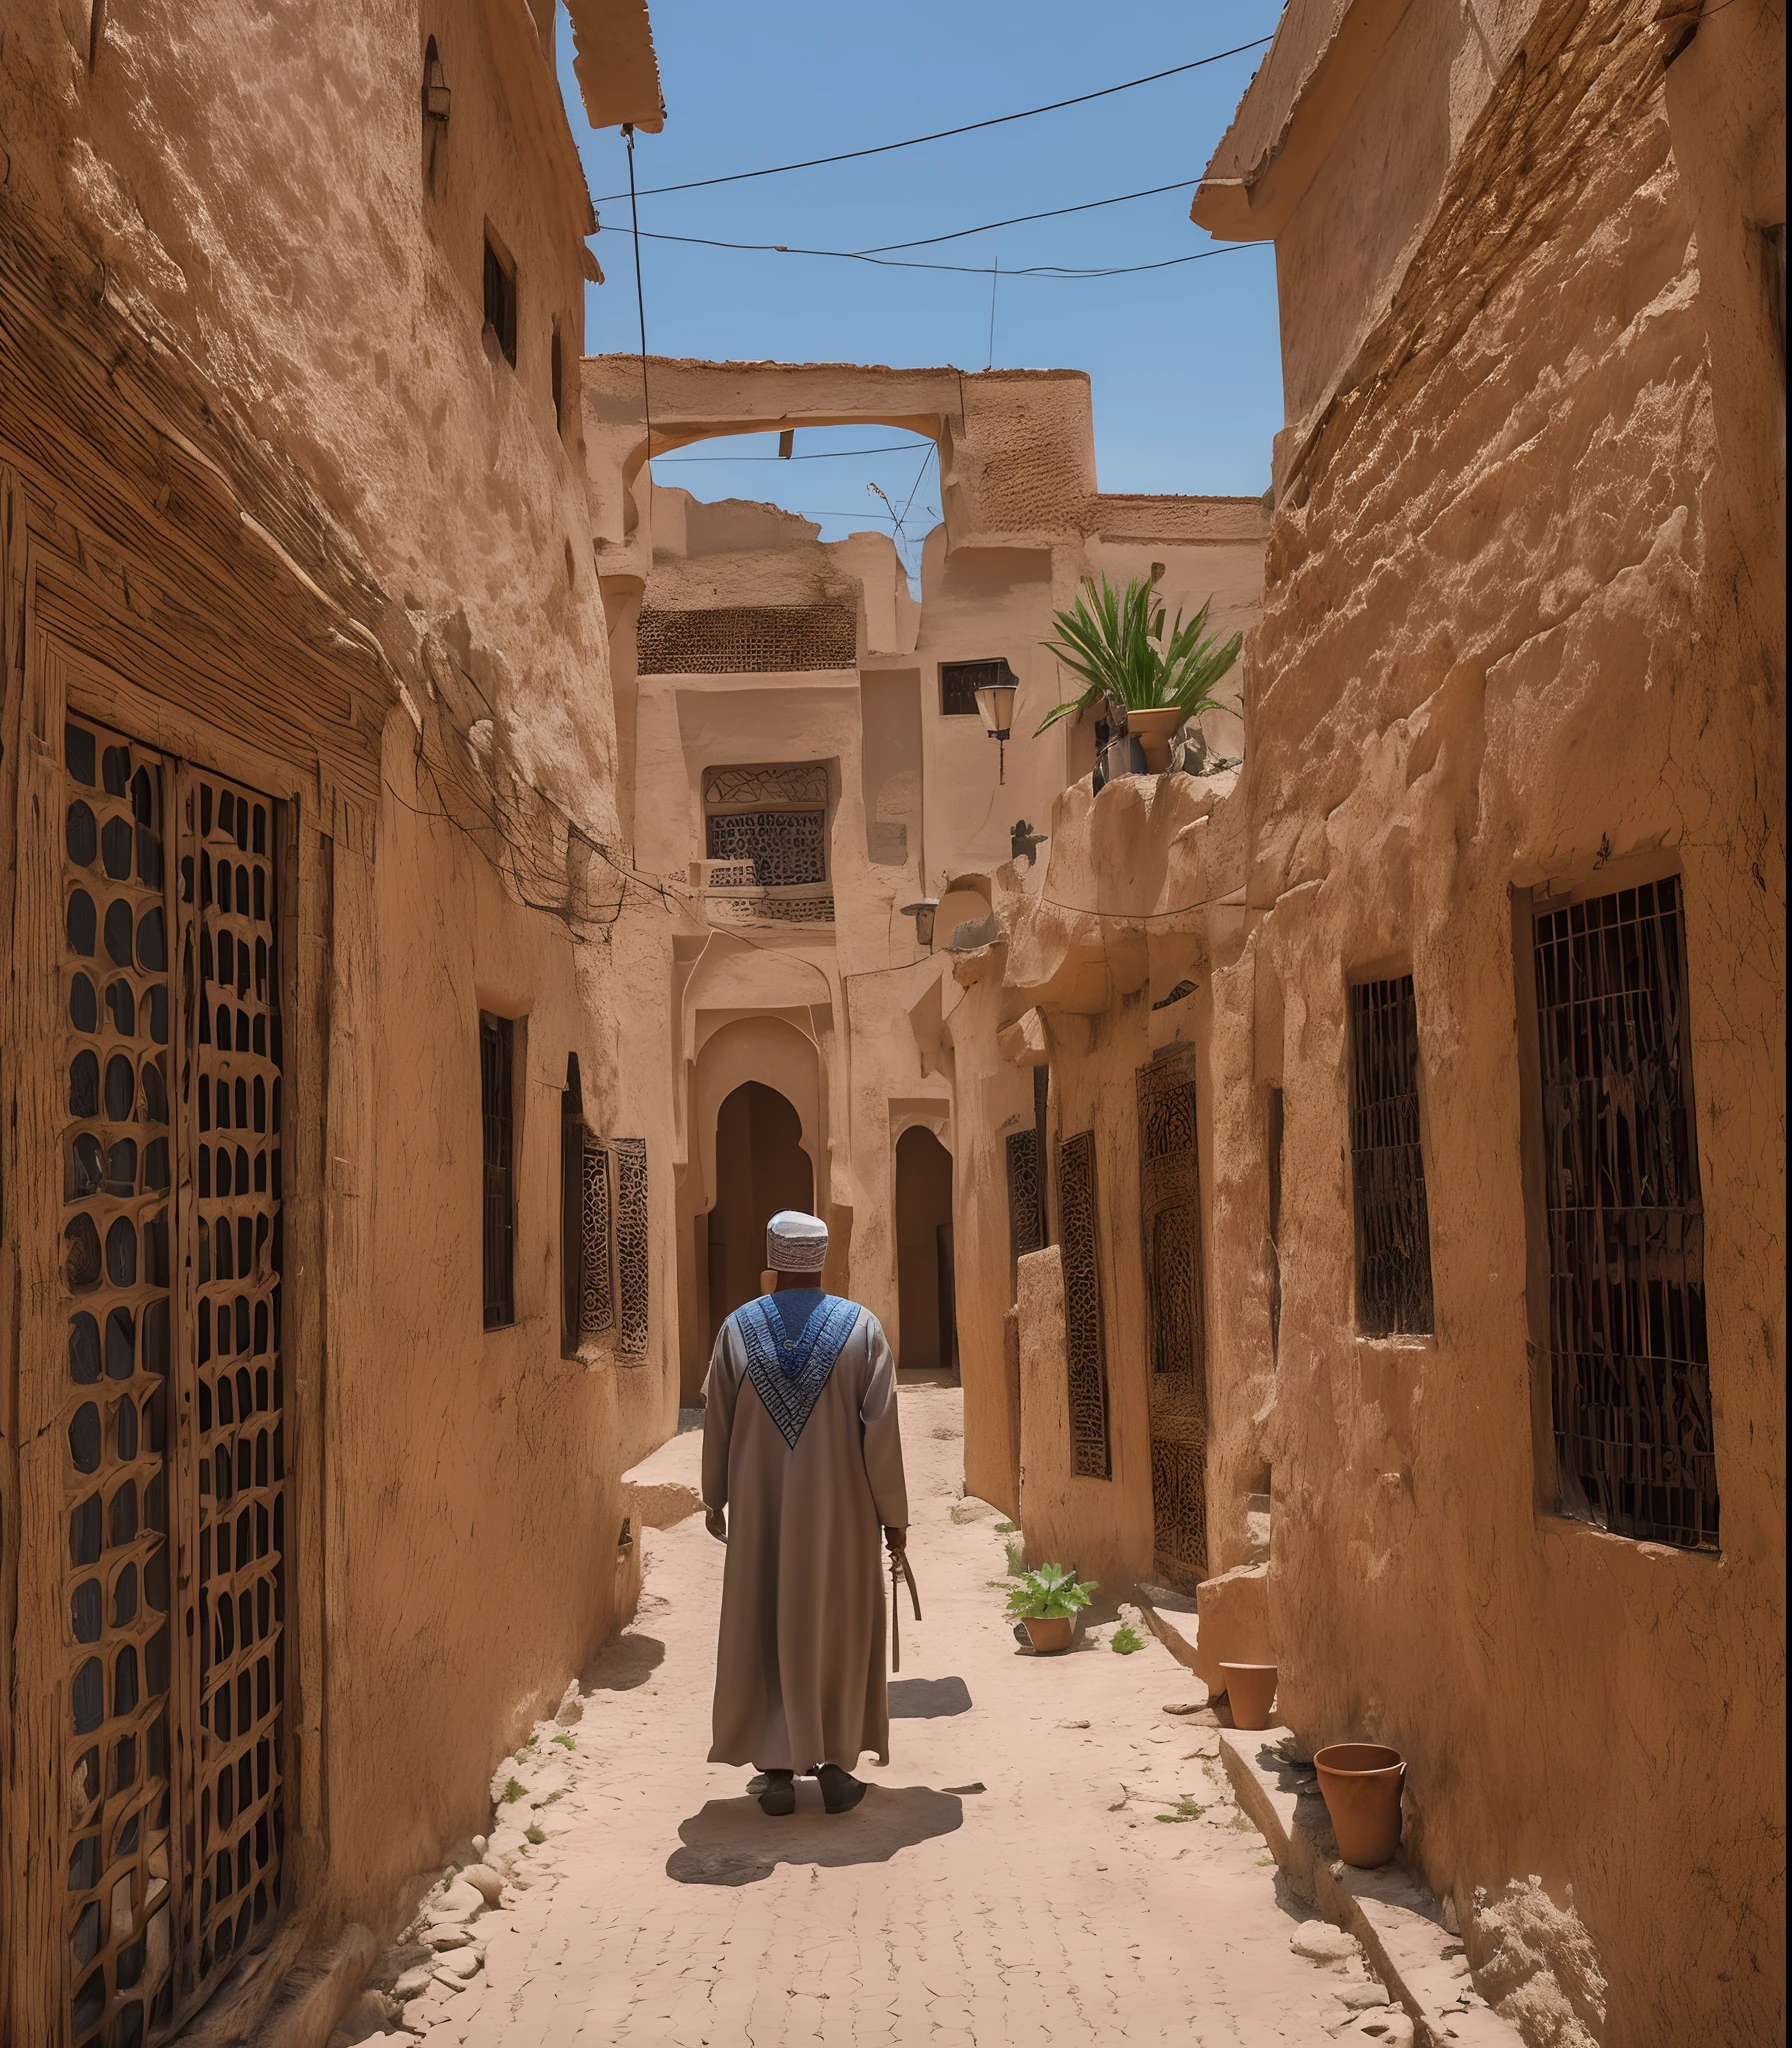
[396,1382,1393,2046]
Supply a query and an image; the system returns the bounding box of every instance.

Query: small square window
[483,229,517,368]
[940,659,1010,718]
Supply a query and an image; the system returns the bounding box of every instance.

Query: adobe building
[0,2,678,2041]
[945,1,1786,2043]
[581,355,1268,1399]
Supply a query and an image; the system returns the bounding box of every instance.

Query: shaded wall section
[894,1126,955,1374]
[707,1081,814,1342]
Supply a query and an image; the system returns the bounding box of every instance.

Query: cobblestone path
[394,1383,1395,2046]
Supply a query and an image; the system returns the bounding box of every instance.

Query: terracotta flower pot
[1314,1743,1406,1868]
[1022,1615,1074,1654]
[1125,706,1184,773]
[1219,1662,1279,1730]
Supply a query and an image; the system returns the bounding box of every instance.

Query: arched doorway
[707,1081,813,1344]
[895,1125,956,1377]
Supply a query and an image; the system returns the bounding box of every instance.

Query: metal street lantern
[972,660,1019,783]
[899,899,939,950]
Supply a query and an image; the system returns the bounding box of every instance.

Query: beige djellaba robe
[702,1302,909,1771]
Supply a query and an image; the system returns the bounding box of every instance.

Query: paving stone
[377,1387,1390,2047]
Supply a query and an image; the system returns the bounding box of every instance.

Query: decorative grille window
[1005,1129,1043,1298]
[579,1139,615,1336]
[614,1137,650,1359]
[1138,1052,1209,1584]
[637,604,856,675]
[480,1014,515,1328]
[940,658,1011,717]
[1348,975,1435,1337]
[1530,879,1717,1550]
[702,762,830,892]
[1057,1130,1111,1479]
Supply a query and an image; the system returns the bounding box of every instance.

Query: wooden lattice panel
[181,768,287,1998]
[1056,1131,1111,1480]
[1147,1421,1209,1584]
[637,604,857,675]
[1531,879,1718,1549]
[1137,1051,1209,1585]
[59,717,179,2047]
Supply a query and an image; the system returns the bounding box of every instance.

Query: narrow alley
[384,1384,1393,2047]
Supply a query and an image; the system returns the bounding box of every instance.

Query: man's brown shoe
[817,1764,867,1814]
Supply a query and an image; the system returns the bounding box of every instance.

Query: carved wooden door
[48,715,287,2046]
[1136,1051,1209,1589]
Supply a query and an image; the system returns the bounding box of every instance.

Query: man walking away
[702,1209,909,1816]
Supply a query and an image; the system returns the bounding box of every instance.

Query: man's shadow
[667,1782,964,1887]
[889,1675,971,1718]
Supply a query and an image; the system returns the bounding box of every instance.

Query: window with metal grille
[1348,975,1435,1336]
[560,1053,584,1356]
[1266,1085,1285,1363]
[1005,1129,1043,1298]
[483,227,516,367]
[940,658,1009,717]
[702,762,829,890]
[1529,878,1717,1550]
[1057,1129,1112,1479]
[481,1013,515,1327]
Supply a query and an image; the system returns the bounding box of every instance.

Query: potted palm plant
[1005,1562,1097,1654]
[1036,573,1242,773]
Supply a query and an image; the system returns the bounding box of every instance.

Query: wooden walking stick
[889,1544,921,1673]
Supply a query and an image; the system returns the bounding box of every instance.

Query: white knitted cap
[766,1209,828,1273]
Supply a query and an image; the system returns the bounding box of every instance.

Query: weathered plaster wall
[951,6,1782,2042]
[1231,5,1785,2036]
[0,0,682,1985]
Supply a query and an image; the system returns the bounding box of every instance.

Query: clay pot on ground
[1219,1662,1278,1729]
[1314,1743,1406,1867]
[1124,706,1183,772]
[1022,1616,1074,1654]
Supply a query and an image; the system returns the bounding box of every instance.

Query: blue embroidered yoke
[734,1290,863,1450]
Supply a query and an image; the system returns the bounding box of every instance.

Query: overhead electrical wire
[622,226,1257,281]
[591,37,1273,201]
[853,179,1194,254]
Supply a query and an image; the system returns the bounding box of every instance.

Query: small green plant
[994,1520,1018,1535]
[1035,573,1242,734]
[1003,1537,1026,1577]
[1110,1624,1146,1655]
[524,1823,546,1845]
[1004,1562,1097,1621]
[1156,1795,1206,1824]
[550,1733,576,1751]
[502,1777,526,1804]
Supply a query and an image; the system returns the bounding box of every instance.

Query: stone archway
[895,1125,956,1377]
[707,1081,814,1347]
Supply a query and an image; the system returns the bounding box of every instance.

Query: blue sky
[557,2,1286,576]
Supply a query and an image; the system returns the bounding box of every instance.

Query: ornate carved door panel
[56,717,180,2046]
[175,764,287,2015]
[1137,1051,1209,1588]
[46,718,288,2046]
